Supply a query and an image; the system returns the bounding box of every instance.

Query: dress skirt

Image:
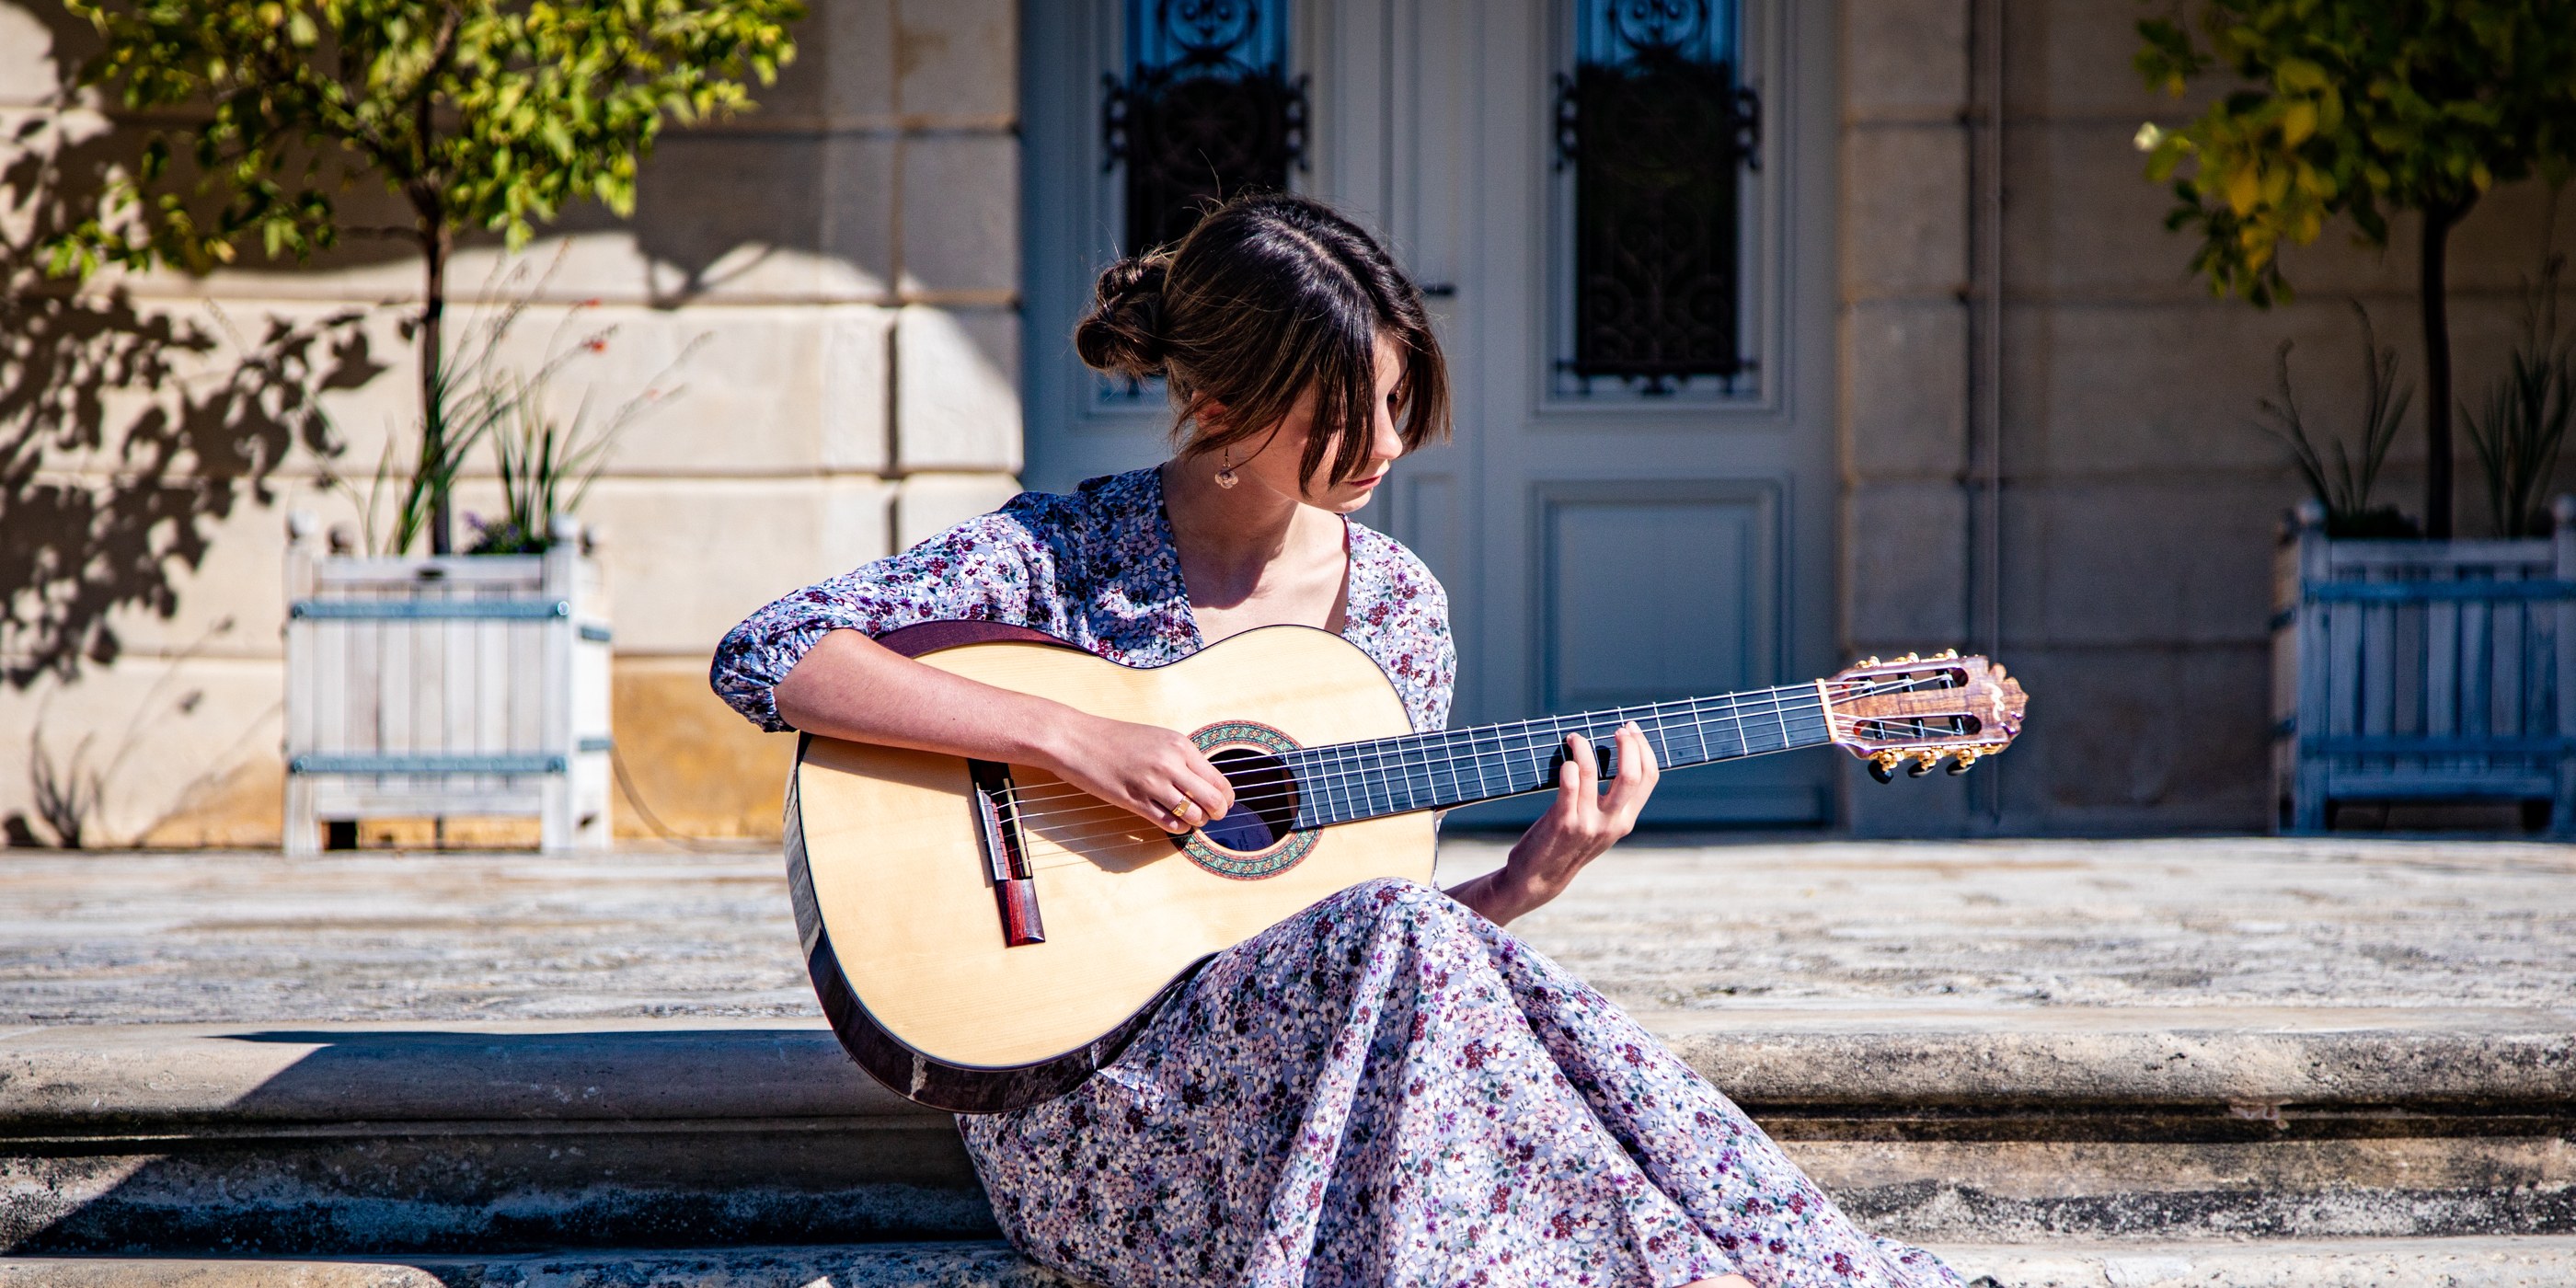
[959,879,1965,1288]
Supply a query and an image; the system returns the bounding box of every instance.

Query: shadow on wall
[3,0,1016,845]
[0,6,385,697]
[5,1027,998,1259]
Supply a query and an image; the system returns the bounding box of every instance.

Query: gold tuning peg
[1937,649,1960,661]
[1857,656,1881,668]
[1898,652,1919,663]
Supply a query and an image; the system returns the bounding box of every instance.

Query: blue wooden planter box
[282,512,614,852]
[2272,497,2576,833]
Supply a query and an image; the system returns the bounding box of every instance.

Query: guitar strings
[974,682,1963,849]
[990,684,1844,823]
[983,692,1815,820]
[983,672,1959,826]
[995,704,1826,849]
[991,681,1973,851]
[983,674,1926,817]
[1012,701,1984,874]
[1002,700,1977,864]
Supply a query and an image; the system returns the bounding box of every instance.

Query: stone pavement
[5,835,2573,1282]
[9,835,2574,1024]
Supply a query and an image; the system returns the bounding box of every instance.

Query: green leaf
[2132,0,2576,305]
[2282,99,2317,144]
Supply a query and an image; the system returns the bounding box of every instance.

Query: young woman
[712,193,1962,1288]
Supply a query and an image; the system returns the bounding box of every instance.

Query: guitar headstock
[1821,651,2029,781]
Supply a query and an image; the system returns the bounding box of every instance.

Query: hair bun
[1075,254,1172,380]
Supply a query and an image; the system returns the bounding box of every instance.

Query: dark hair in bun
[1075,254,1173,379]
[1071,191,1450,487]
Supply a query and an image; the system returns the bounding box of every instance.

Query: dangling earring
[1213,445,1240,489]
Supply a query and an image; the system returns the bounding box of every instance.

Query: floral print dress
[713,467,1962,1288]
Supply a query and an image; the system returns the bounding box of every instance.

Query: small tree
[48,0,802,553]
[2133,1,2576,538]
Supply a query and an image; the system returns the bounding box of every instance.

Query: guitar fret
[1347,740,1370,823]
[1314,744,1343,827]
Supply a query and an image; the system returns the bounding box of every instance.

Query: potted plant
[282,278,698,851]
[47,0,799,848]
[2132,3,2576,832]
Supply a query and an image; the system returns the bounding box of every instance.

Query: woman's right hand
[1036,713,1236,834]
[776,628,1233,834]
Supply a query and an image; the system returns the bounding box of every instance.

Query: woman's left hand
[1446,722,1660,926]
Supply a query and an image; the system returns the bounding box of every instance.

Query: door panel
[1541,480,1777,711]
[1400,471,1466,604]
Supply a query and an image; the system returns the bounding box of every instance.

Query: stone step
[6,1010,2571,1256]
[6,1236,2576,1288]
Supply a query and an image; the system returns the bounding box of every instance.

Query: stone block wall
[1841,0,2576,834]
[0,0,1020,846]
[15,0,2576,845]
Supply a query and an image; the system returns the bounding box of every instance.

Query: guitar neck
[1280,684,1834,829]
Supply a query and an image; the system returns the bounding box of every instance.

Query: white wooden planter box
[282,512,612,853]
[2271,497,2576,833]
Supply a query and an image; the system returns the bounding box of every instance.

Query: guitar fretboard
[1278,685,1833,829]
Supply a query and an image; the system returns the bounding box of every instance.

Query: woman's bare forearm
[771,628,1237,833]
[772,628,1081,765]
[1440,868,1550,927]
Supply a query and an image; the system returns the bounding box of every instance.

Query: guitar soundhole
[1200,747,1300,854]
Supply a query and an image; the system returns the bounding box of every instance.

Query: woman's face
[1223,333,1409,515]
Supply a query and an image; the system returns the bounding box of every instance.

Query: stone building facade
[0,0,2566,845]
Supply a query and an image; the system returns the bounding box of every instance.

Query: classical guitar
[786,621,2029,1112]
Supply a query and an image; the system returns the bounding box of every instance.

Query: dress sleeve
[708,506,1048,732]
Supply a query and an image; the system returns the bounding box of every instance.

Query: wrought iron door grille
[1103,0,1308,256]
[1558,0,1759,394]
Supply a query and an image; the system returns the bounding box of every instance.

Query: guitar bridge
[969,759,1044,947]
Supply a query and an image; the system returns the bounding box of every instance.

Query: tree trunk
[420,221,452,555]
[2421,200,2461,540]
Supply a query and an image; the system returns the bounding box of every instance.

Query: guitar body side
[788,624,1435,1112]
